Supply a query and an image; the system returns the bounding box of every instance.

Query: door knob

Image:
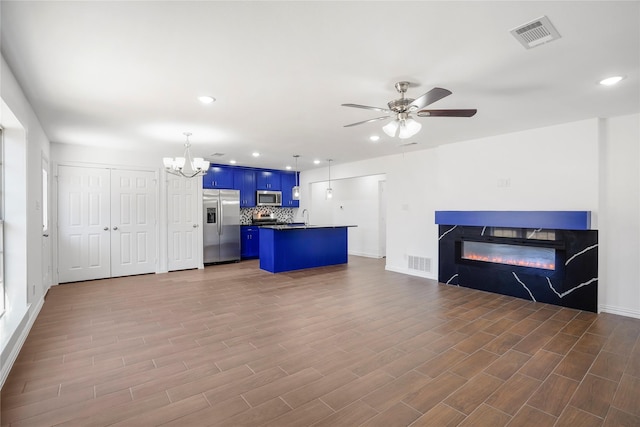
[43,234,49,237]
[104,227,109,231]
[193,224,198,228]
[113,226,118,230]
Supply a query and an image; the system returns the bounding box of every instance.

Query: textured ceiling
[1,1,638,170]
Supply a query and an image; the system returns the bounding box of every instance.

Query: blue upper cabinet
[233,169,256,207]
[281,171,300,207]
[206,165,297,207]
[256,170,281,190]
[203,165,234,189]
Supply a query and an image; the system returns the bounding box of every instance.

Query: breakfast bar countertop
[259,224,357,230]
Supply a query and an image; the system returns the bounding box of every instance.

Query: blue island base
[259,226,349,273]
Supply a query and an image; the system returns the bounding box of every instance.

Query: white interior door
[110,169,157,277]
[58,165,111,283]
[167,174,200,271]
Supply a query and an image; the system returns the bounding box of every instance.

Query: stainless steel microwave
[256,190,282,207]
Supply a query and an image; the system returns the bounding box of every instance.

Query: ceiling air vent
[209,153,225,157]
[510,15,561,49]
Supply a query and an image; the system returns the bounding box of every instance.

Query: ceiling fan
[342,81,477,139]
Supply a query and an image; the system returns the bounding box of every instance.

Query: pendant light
[326,159,333,199]
[292,155,300,200]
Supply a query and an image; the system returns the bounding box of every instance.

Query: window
[0,218,4,317]
[1,128,4,316]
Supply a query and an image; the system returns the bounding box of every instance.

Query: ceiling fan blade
[341,103,391,113]
[344,115,391,127]
[416,109,477,118]
[409,87,452,110]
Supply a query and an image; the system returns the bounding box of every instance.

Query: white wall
[599,113,640,317]
[435,119,599,214]
[302,117,639,318]
[299,158,388,260]
[384,149,439,277]
[51,143,163,169]
[1,56,51,386]
[308,174,386,258]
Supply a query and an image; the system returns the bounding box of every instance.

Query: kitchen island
[259,224,356,273]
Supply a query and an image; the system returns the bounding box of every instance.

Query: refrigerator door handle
[218,199,222,235]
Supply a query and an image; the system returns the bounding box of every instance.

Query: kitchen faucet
[302,209,309,226]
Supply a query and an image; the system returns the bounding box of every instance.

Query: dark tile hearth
[438,225,598,312]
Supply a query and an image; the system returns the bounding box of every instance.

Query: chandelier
[163,132,210,178]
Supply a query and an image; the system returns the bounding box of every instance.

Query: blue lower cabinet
[259,226,349,273]
[241,226,259,259]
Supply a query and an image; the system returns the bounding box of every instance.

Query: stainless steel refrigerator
[203,189,241,263]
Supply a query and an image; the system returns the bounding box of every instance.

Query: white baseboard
[599,304,640,319]
[348,251,384,259]
[0,296,45,388]
[384,264,438,281]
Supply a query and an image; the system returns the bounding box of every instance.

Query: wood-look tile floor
[2,256,640,426]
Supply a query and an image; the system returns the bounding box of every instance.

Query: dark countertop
[260,224,357,230]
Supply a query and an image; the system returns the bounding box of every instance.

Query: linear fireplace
[436,211,598,312]
[461,240,556,271]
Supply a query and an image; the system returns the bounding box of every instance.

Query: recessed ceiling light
[370,135,380,142]
[198,95,216,104]
[229,159,237,164]
[285,165,292,170]
[313,159,321,164]
[252,152,260,157]
[599,76,625,86]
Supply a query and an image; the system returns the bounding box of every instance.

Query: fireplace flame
[463,253,555,270]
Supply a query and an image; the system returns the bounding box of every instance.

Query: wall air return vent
[510,15,561,49]
[408,255,431,273]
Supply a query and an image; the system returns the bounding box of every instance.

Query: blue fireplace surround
[436,211,598,312]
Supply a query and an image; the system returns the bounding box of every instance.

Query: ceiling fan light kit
[400,118,422,139]
[343,81,477,139]
[382,120,399,137]
[163,132,210,178]
[383,112,422,139]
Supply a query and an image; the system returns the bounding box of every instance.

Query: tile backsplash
[240,207,296,225]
